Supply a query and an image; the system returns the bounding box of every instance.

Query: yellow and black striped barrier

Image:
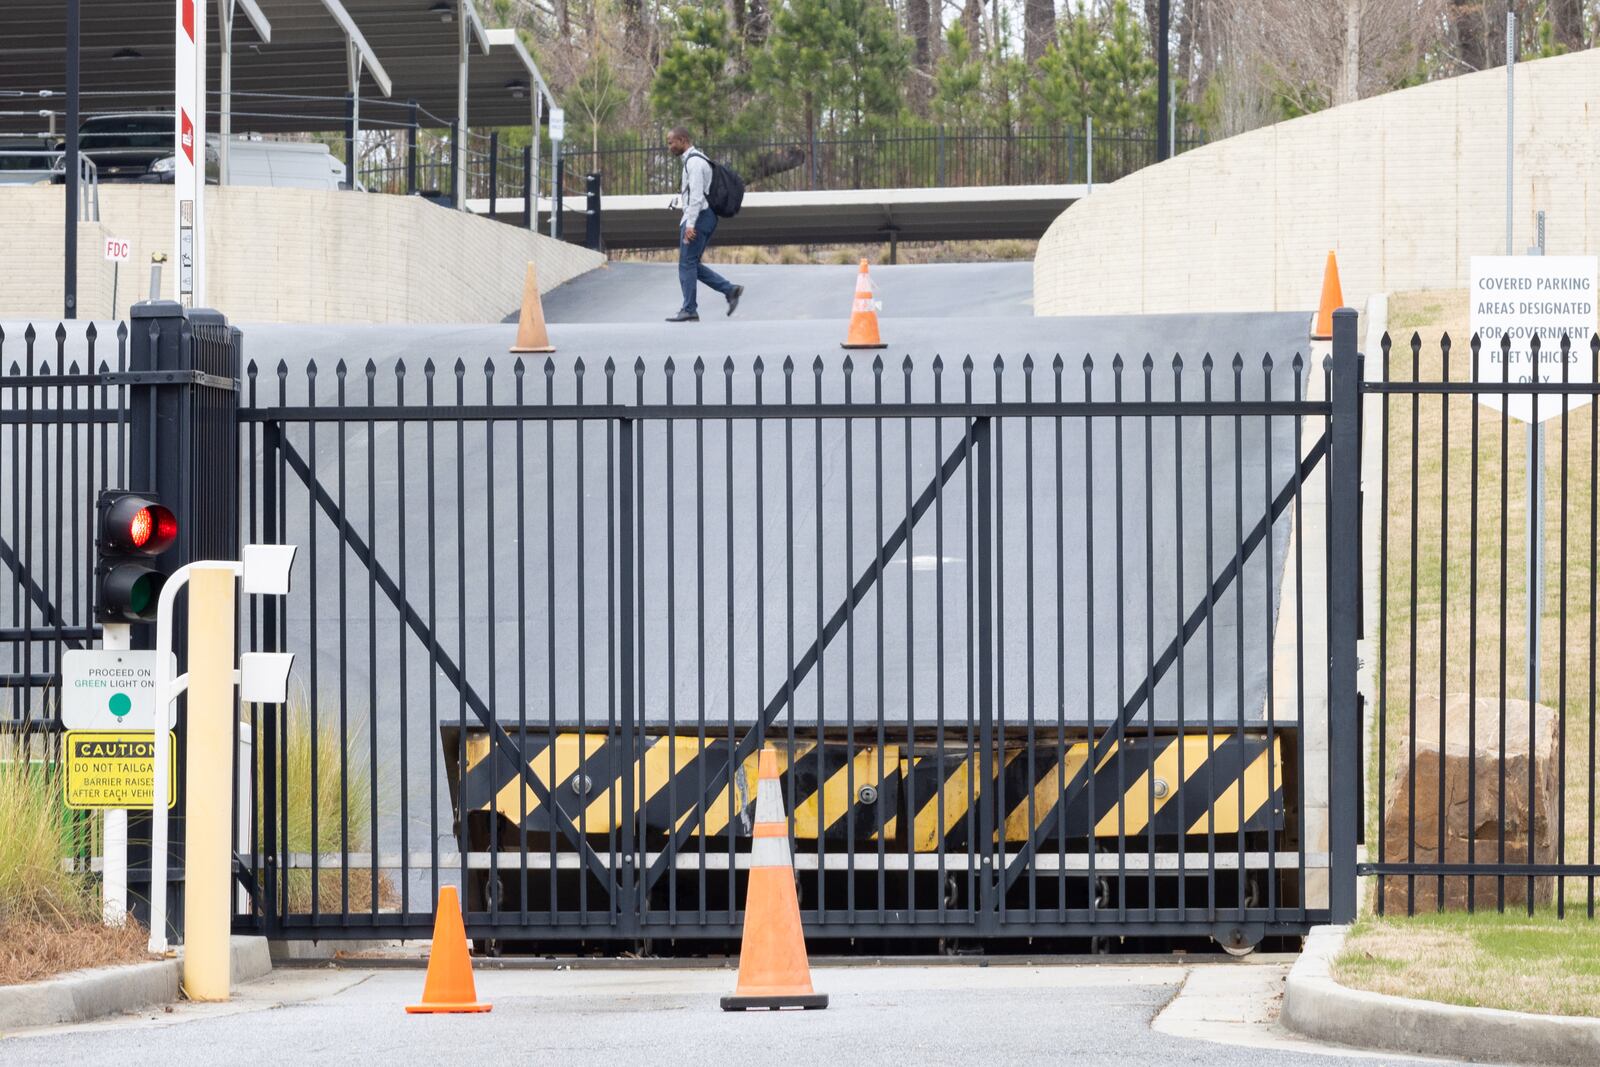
[447,728,1285,850]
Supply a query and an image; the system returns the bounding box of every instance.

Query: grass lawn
[1371,289,1600,912]
[1336,911,1600,1017]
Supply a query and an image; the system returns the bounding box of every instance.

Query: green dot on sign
[109,692,132,719]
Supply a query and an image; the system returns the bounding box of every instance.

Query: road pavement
[0,961,1438,1066]
[539,260,1038,322]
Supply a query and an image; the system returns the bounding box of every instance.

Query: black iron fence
[1,321,130,721]
[1,308,241,939]
[564,124,1204,198]
[1361,330,1600,918]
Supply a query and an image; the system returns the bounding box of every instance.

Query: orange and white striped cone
[1310,250,1343,341]
[840,259,887,350]
[721,748,828,1011]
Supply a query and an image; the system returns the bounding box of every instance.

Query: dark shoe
[665,311,700,322]
[726,285,744,317]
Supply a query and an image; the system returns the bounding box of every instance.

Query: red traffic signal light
[96,492,178,622]
[101,494,178,555]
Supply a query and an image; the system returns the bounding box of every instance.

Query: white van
[224,139,348,190]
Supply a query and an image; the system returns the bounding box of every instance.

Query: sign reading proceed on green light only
[60,649,177,730]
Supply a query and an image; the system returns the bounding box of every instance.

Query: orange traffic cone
[721,748,828,1011]
[406,886,492,1014]
[1311,251,1344,340]
[509,261,555,354]
[841,259,887,350]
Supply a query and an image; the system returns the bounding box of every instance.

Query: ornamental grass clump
[0,733,148,984]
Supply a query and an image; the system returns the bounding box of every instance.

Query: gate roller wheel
[1214,925,1259,957]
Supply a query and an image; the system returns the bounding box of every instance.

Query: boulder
[1380,694,1560,913]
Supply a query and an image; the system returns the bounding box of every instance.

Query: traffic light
[95,491,178,622]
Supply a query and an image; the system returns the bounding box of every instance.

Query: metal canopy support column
[221,1,270,184]
[65,0,79,319]
[218,1,232,184]
[1155,0,1171,162]
[345,39,362,190]
[317,0,392,95]
[484,27,553,230]
[455,0,469,210]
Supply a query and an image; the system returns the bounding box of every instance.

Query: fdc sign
[1470,255,1598,423]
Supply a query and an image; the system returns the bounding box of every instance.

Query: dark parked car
[62,113,217,183]
[0,137,59,184]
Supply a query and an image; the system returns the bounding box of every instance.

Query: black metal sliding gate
[236,311,1365,948]
[4,303,1364,949]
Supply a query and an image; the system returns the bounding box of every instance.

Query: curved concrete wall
[1034,48,1600,317]
[1,185,603,323]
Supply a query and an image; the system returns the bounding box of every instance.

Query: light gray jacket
[679,148,712,230]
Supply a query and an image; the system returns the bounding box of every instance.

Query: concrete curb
[1283,925,1600,1066]
[0,935,272,1033]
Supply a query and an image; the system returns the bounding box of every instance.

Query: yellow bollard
[182,566,237,1001]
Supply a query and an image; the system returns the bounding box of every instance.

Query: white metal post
[100,621,131,927]
[149,562,195,953]
[1086,116,1093,193]
[1504,13,1543,711]
[548,106,564,239]
[1505,12,1515,258]
[531,92,542,231]
[456,0,468,211]
[174,0,206,305]
[218,0,233,184]
[147,548,295,955]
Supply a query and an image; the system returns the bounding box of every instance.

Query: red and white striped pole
[174,0,206,306]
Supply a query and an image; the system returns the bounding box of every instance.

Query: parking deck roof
[0,1,550,138]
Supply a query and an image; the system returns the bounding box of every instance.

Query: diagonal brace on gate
[273,435,619,892]
[0,534,88,651]
[640,416,984,896]
[998,431,1329,892]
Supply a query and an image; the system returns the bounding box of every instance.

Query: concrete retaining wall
[1,185,603,323]
[1034,48,1600,317]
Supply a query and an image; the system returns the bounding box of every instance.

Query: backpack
[687,149,745,218]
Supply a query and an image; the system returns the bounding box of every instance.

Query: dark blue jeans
[678,208,734,315]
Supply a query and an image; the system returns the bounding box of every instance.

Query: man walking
[665,126,743,322]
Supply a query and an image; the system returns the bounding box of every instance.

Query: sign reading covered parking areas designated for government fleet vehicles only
[63,731,177,810]
[1470,255,1598,423]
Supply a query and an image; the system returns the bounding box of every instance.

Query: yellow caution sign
[63,730,176,810]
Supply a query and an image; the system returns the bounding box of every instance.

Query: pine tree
[833,0,910,133]
[1095,0,1157,130]
[758,0,910,141]
[1027,0,1159,132]
[1027,3,1103,130]
[650,4,745,140]
[931,24,985,126]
